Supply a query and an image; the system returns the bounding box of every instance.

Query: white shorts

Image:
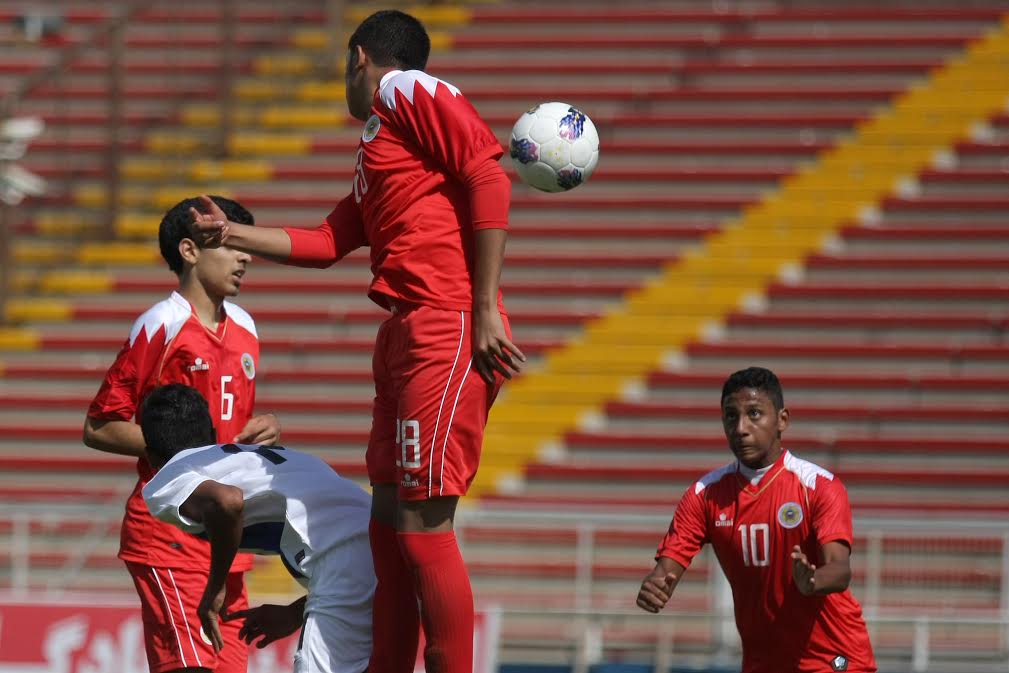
[294,533,376,673]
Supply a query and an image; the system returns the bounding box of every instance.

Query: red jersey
[658,451,876,673]
[88,291,257,571]
[284,69,508,312]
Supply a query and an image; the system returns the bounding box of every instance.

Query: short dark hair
[348,10,430,72]
[140,384,216,467]
[159,196,255,276]
[721,367,785,411]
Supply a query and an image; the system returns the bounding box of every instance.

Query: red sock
[368,519,419,673]
[398,531,474,673]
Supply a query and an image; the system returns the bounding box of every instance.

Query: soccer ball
[509,102,599,193]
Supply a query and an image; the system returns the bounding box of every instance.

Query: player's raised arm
[189,194,366,268]
[179,479,245,652]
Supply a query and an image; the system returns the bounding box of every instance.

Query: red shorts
[367,304,507,501]
[126,562,249,673]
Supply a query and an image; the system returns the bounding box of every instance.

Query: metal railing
[6,506,1008,671]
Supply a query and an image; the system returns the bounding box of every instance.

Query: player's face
[344,46,373,122]
[193,244,251,299]
[721,387,789,469]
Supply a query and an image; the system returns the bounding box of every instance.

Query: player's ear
[178,237,200,267]
[777,406,790,436]
[353,45,368,72]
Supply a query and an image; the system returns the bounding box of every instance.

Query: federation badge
[362,114,381,142]
[241,353,256,380]
[777,501,804,529]
[831,655,848,671]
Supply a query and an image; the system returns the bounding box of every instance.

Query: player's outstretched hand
[472,309,526,384]
[791,545,817,596]
[197,585,228,652]
[235,413,281,445]
[188,194,230,249]
[226,602,303,649]
[636,570,677,613]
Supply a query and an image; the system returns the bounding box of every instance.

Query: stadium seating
[2,0,1009,668]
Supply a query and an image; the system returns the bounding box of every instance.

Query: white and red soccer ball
[509,101,599,193]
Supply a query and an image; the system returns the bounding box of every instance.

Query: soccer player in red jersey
[636,367,876,673]
[187,11,523,673]
[84,196,281,673]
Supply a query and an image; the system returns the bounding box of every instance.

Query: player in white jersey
[139,384,375,673]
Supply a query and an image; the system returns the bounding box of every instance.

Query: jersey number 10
[738,523,770,567]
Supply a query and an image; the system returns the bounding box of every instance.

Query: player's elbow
[82,417,99,449]
[209,483,245,519]
[836,564,853,591]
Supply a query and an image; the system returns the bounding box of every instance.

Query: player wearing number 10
[84,197,281,673]
[636,367,876,673]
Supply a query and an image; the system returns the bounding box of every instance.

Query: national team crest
[241,353,256,380]
[362,114,381,142]
[831,655,848,671]
[777,502,803,529]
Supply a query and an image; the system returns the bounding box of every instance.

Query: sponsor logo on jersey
[401,471,419,488]
[188,357,210,372]
[777,502,804,529]
[714,512,734,527]
[241,353,256,380]
[362,114,381,142]
[831,655,848,671]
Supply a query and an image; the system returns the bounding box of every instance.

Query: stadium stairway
[3,1,1009,667]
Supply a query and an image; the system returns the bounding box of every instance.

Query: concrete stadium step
[716,312,1007,345]
[758,283,1009,314]
[562,432,1009,469]
[802,253,1009,284]
[639,371,1009,406]
[838,228,1009,255]
[597,400,1009,436]
[677,350,1009,377]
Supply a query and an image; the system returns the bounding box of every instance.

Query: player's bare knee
[398,496,459,532]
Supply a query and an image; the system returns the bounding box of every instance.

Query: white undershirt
[738,462,774,486]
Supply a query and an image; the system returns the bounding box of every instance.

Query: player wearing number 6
[140,384,374,673]
[84,197,280,673]
[636,367,876,673]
